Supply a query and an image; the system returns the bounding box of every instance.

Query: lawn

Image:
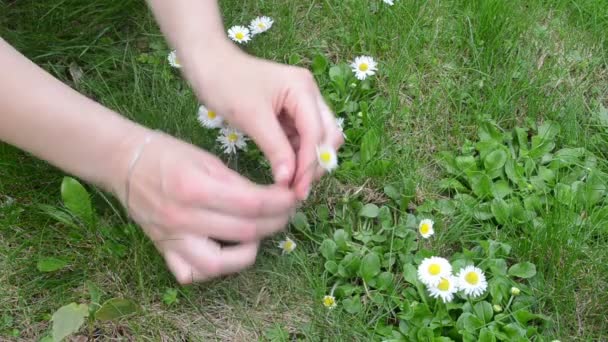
[1,0,607,340]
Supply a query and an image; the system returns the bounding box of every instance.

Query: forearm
[0,38,146,195]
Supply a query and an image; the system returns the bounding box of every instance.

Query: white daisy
[278,237,296,254]
[227,25,251,44]
[350,56,378,80]
[456,265,487,297]
[428,276,458,303]
[249,16,274,35]
[322,295,337,309]
[197,105,224,129]
[417,256,452,287]
[316,145,338,172]
[383,0,395,5]
[418,219,434,239]
[336,117,346,138]
[167,50,181,68]
[217,127,247,154]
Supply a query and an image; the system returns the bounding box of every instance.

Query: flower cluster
[196,105,248,155]
[418,257,488,303]
[228,16,274,44]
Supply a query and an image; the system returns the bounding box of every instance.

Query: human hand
[183,45,344,200]
[113,130,297,284]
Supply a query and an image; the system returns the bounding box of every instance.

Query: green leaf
[38,204,78,229]
[456,312,484,333]
[359,253,381,283]
[437,151,460,175]
[342,295,362,314]
[529,136,555,159]
[470,173,493,198]
[487,258,508,276]
[456,156,478,173]
[403,264,418,284]
[37,257,68,273]
[86,281,103,306]
[513,310,537,325]
[490,198,510,225]
[484,149,508,172]
[52,303,88,342]
[311,54,329,75]
[491,180,512,199]
[61,177,94,225]
[478,121,503,142]
[537,121,560,141]
[291,212,309,231]
[473,301,493,323]
[95,298,139,321]
[384,185,401,201]
[359,203,380,218]
[329,65,345,81]
[508,262,536,278]
[324,260,338,274]
[320,239,337,260]
[376,271,394,290]
[478,328,496,342]
[360,129,380,164]
[162,288,179,306]
[333,229,349,250]
[439,178,469,192]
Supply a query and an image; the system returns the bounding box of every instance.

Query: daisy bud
[511,287,521,296]
[493,304,503,313]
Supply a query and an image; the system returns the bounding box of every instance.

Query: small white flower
[418,256,452,287]
[322,295,337,309]
[228,25,251,44]
[316,145,338,172]
[418,219,434,239]
[249,16,274,35]
[167,50,181,68]
[217,127,247,154]
[383,0,395,5]
[336,117,346,138]
[350,56,378,80]
[197,105,224,129]
[278,237,297,254]
[428,276,458,303]
[456,265,488,298]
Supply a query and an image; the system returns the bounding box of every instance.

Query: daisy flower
[167,50,181,68]
[418,219,434,239]
[197,105,223,129]
[278,237,296,254]
[429,276,458,303]
[383,0,395,5]
[322,295,337,309]
[417,256,452,287]
[228,25,251,44]
[336,117,346,138]
[249,16,274,35]
[456,265,487,297]
[316,144,338,172]
[217,127,247,154]
[350,56,378,80]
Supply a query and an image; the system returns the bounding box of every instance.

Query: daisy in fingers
[278,237,296,254]
[418,256,452,287]
[418,219,434,239]
[197,105,223,129]
[429,276,458,303]
[456,265,488,298]
[249,16,273,35]
[350,56,378,80]
[228,25,251,44]
[167,50,181,68]
[322,295,337,309]
[317,144,338,172]
[217,127,247,154]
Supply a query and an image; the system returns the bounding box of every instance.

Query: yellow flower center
[174,56,180,65]
[465,271,479,285]
[420,223,430,235]
[437,278,450,291]
[258,23,266,29]
[323,296,335,307]
[319,151,332,163]
[235,32,245,40]
[207,111,216,119]
[428,264,441,275]
[283,240,294,251]
[359,63,369,71]
[228,133,238,143]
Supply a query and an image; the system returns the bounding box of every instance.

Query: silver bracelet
[124,132,156,216]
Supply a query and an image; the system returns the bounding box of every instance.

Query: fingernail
[275,164,290,184]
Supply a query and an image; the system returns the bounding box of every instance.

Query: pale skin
[0,1,343,284]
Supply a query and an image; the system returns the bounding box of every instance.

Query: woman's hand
[182,45,344,200]
[114,131,297,284]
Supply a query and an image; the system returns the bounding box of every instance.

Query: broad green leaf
[502,323,526,339]
[384,185,401,201]
[359,253,381,283]
[487,258,508,276]
[456,312,483,333]
[38,204,79,229]
[538,166,555,183]
[320,239,337,260]
[86,281,103,306]
[551,148,585,168]
[287,53,301,65]
[52,303,88,342]
[474,202,494,221]
[491,180,512,199]
[473,301,493,323]
[478,328,496,342]
[95,298,139,321]
[504,159,525,187]
[439,178,469,192]
[311,54,329,75]
[529,136,555,159]
[359,204,380,218]
[162,288,179,306]
[375,272,394,290]
[416,327,434,341]
[37,257,68,273]
[478,121,503,142]
[324,260,338,274]
[333,229,349,250]
[554,183,574,205]
[470,173,492,198]
[508,199,527,224]
[437,151,459,175]
[538,121,560,140]
[360,129,380,163]
[489,276,510,303]
[491,199,510,225]
[456,156,478,173]
[581,170,607,205]
[61,177,94,225]
[329,65,345,81]
[403,264,418,284]
[484,149,508,172]
[291,212,309,231]
[513,310,537,325]
[508,262,536,278]
[339,253,361,277]
[514,127,529,154]
[342,295,362,314]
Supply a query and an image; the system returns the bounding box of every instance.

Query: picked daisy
[249,16,273,35]
[456,265,488,297]
[167,50,181,68]
[217,127,247,154]
[418,219,434,239]
[228,25,251,44]
[336,117,346,138]
[350,56,378,80]
[322,295,337,309]
[418,256,452,287]
[429,276,458,303]
[316,144,338,172]
[197,105,223,129]
[383,0,395,5]
[278,237,297,254]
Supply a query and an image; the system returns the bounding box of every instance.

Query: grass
[1,0,607,340]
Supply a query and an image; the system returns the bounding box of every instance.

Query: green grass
[1,0,607,340]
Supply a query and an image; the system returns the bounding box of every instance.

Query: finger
[317,96,345,150]
[164,249,197,285]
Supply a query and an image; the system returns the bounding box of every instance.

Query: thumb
[245,111,296,186]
